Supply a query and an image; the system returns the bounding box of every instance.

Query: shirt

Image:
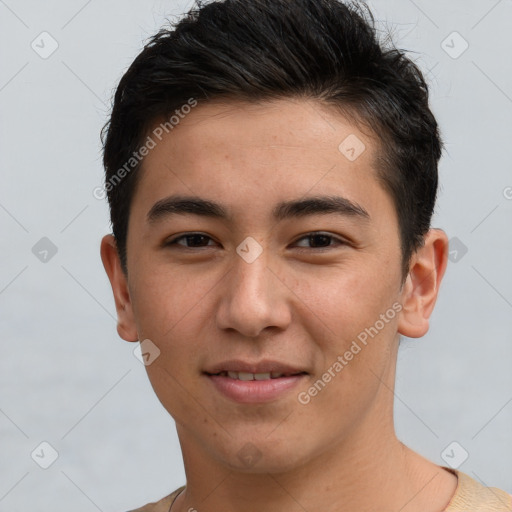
[127,467,512,512]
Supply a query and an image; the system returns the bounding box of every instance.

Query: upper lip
[204,359,308,375]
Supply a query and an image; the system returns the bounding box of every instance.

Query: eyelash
[165,232,347,251]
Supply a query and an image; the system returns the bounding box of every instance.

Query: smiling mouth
[206,371,308,381]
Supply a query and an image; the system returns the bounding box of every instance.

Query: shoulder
[122,475,512,512]
[445,468,512,511]
[126,485,185,512]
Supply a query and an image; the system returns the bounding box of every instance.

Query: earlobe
[397,229,449,338]
[100,234,139,342]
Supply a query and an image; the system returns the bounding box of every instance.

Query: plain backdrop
[1,0,511,510]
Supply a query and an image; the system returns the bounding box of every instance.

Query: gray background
[1,0,511,510]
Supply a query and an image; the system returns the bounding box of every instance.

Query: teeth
[221,371,287,380]
[254,372,271,381]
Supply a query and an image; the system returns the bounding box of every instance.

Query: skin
[101,98,455,512]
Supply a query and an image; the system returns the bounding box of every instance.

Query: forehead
[131,98,392,226]
[146,98,378,167]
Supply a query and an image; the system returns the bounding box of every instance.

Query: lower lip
[206,373,307,403]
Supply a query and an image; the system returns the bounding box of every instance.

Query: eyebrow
[146,194,370,224]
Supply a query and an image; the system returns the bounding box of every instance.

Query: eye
[164,231,347,251]
[165,233,217,249]
[292,232,346,250]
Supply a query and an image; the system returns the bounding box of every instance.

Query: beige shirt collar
[129,469,512,512]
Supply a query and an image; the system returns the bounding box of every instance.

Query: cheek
[290,260,401,410]
[295,280,399,429]
[129,263,214,340]
[131,270,212,417]
[294,262,399,341]
[128,263,227,386]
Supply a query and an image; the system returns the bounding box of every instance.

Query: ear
[100,234,139,342]
[397,229,449,338]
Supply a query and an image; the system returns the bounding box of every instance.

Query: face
[103,98,435,473]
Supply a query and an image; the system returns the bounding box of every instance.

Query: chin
[213,435,314,475]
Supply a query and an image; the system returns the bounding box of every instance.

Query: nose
[215,249,292,338]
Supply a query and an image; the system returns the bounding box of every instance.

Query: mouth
[203,360,309,403]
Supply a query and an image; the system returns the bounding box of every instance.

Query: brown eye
[166,233,216,248]
[293,232,345,250]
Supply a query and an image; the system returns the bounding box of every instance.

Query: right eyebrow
[147,195,231,224]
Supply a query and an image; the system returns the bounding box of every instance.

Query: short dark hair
[101,0,442,279]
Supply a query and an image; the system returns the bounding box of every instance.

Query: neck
[172,408,456,512]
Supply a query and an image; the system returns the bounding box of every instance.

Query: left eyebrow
[146,194,370,224]
[272,195,370,222]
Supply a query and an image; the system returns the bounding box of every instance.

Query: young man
[100,1,512,511]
